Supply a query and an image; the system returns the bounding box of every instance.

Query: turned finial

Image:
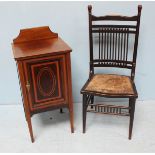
[138,5,142,15]
[88,5,92,14]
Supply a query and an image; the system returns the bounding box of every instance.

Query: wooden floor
[0,101,155,153]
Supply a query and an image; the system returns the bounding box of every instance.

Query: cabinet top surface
[12,26,72,60]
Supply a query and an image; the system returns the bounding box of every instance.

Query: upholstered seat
[84,74,135,96]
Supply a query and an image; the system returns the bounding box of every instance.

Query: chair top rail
[91,14,138,21]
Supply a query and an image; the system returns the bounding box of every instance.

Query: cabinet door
[23,55,68,110]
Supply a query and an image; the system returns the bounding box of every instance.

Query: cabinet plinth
[12,26,74,142]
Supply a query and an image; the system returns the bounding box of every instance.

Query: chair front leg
[83,94,87,133]
[129,98,136,140]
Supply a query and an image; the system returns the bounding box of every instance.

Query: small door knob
[26,81,30,92]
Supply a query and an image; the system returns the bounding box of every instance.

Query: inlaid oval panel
[37,67,56,97]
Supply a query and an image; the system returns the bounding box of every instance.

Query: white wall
[0,1,154,104]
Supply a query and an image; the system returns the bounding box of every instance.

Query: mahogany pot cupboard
[12,26,74,142]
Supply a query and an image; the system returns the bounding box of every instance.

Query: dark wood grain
[81,5,142,140]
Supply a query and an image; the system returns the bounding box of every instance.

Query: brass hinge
[26,81,30,92]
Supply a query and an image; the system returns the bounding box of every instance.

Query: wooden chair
[81,5,142,139]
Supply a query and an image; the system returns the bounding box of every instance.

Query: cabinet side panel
[16,61,31,118]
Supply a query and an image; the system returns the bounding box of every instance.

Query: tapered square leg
[27,117,34,143]
[69,106,74,133]
[129,98,136,140]
[83,94,87,133]
[66,53,74,133]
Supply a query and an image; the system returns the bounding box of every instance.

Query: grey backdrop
[0,1,154,104]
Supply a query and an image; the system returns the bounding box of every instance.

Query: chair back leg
[129,98,136,139]
[90,95,94,109]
